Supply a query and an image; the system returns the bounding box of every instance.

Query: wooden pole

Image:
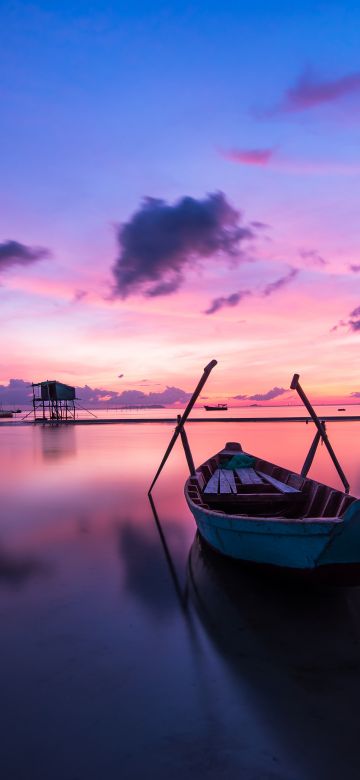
[148,359,217,493]
[291,373,350,492]
[177,414,196,476]
[301,429,322,477]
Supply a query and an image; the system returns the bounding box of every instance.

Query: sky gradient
[1,0,360,404]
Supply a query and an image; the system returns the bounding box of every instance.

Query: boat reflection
[187,532,360,778]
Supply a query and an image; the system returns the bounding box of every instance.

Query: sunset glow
[1,1,359,404]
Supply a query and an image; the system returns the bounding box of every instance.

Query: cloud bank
[233,387,287,402]
[0,240,50,271]
[112,192,254,298]
[0,379,191,408]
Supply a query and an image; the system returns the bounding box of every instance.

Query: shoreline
[2,415,360,427]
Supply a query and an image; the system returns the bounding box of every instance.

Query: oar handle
[148,359,217,493]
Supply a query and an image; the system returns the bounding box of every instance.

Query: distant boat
[204,403,228,411]
[338,408,346,411]
[185,441,360,584]
[0,410,13,418]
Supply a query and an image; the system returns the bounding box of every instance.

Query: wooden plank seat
[235,467,264,485]
[204,469,237,494]
[203,468,303,518]
[256,471,300,493]
[203,467,300,495]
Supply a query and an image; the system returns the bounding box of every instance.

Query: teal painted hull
[185,443,360,570]
[186,499,360,570]
[185,441,360,573]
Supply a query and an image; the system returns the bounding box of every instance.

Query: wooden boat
[204,403,227,411]
[149,362,360,583]
[185,441,360,582]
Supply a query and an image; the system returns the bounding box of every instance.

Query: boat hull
[195,532,360,586]
[185,445,360,579]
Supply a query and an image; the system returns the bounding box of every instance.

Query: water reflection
[1,422,360,780]
[39,424,77,461]
[188,533,360,779]
[118,515,188,618]
[0,545,49,587]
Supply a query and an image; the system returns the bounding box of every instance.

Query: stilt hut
[32,380,76,422]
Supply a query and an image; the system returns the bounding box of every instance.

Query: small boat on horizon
[204,403,228,411]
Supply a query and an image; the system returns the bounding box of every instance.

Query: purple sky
[1,1,360,403]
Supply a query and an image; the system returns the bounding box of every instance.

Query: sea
[1,408,360,779]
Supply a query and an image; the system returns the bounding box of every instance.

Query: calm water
[4,402,360,423]
[1,420,360,779]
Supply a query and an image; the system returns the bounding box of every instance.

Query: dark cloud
[299,249,327,267]
[112,192,255,298]
[0,240,50,271]
[349,264,360,273]
[233,394,248,400]
[205,289,251,315]
[263,267,299,297]
[331,305,360,333]
[267,70,360,115]
[145,277,183,297]
[117,374,124,378]
[350,306,360,318]
[347,306,360,332]
[349,319,360,332]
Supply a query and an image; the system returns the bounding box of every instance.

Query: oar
[291,373,350,493]
[148,359,217,494]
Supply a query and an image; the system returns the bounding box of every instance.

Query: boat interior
[186,442,356,520]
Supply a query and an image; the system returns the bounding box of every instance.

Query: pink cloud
[223,149,360,177]
[221,148,274,166]
[276,71,360,113]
